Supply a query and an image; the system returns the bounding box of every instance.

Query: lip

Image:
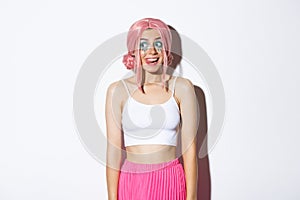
[145,57,159,65]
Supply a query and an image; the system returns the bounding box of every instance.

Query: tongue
[148,59,158,64]
[146,59,156,64]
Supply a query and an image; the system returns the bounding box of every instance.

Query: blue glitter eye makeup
[139,40,163,52]
[139,41,149,52]
[154,41,163,52]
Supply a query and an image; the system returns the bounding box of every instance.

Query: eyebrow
[140,37,161,41]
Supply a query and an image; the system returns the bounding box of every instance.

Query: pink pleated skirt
[118,157,186,200]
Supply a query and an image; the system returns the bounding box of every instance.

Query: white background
[5,0,300,199]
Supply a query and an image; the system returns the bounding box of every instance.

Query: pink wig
[122,18,173,93]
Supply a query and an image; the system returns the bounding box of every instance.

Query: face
[137,29,164,73]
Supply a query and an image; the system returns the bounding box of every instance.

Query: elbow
[106,143,123,170]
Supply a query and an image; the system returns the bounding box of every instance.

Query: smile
[145,57,159,65]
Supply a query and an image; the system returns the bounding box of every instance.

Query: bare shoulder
[106,80,118,94]
[175,76,195,92]
[174,76,196,103]
[106,80,124,97]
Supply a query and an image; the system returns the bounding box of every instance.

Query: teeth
[146,58,158,61]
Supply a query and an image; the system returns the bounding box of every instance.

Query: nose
[148,45,157,54]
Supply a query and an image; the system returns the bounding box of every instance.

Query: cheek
[156,47,163,53]
[139,50,147,59]
[159,51,165,60]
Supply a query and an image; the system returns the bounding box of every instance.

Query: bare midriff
[125,145,177,164]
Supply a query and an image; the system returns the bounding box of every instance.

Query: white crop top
[121,76,180,147]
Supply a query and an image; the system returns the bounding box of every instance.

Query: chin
[142,64,163,73]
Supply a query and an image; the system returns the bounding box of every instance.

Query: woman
[106,18,199,200]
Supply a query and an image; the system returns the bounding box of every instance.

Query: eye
[154,41,163,51]
[139,41,149,51]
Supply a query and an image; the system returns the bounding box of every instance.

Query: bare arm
[105,82,123,200]
[178,78,199,200]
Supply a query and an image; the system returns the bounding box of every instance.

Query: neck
[144,74,163,83]
[143,69,170,84]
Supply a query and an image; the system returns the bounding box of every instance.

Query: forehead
[140,28,161,40]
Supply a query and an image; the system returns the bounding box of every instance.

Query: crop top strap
[121,79,131,97]
[172,76,178,95]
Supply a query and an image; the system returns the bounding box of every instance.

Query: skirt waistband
[120,157,180,173]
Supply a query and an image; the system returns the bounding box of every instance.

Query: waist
[125,144,176,164]
[121,157,180,173]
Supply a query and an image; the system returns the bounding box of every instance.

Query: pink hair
[122,18,173,93]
